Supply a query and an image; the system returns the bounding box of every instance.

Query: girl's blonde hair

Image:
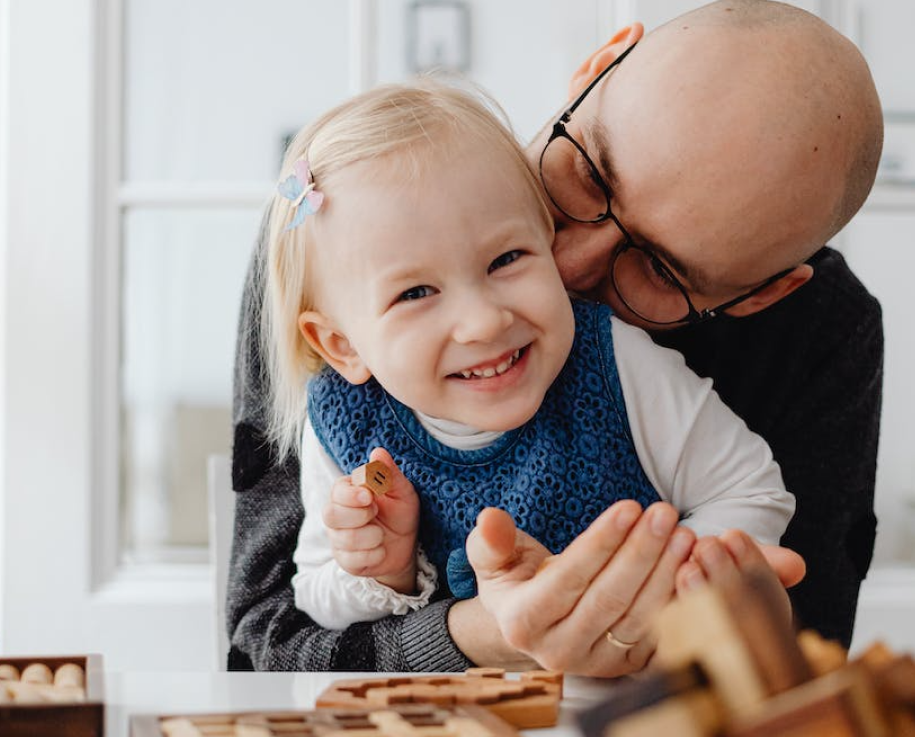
[264,78,553,459]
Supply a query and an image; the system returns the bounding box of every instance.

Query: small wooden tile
[351,461,391,496]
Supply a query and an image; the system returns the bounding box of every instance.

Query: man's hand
[322,447,419,594]
[460,501,696,677]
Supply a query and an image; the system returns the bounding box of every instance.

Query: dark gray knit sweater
[226,232,881,670]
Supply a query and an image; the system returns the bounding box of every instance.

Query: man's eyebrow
[643,239,713,294]
[583,121,620,194]
[584,120,714,294]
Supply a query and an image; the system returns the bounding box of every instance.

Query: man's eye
[648,255,679,290]
[488,250,523,273]
[397,285,436,302]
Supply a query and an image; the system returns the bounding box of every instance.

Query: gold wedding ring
[605,629,638,650]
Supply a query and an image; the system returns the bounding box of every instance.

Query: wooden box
[0,654,104,737]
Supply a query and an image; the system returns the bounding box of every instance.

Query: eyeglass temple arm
[696,267,796,321]
[565,41,639,117]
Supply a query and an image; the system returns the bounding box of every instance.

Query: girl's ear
[568,23,644,99]
[724,264,815,318]
[298,310,371,385]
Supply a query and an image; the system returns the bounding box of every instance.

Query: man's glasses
[539,42,793,325]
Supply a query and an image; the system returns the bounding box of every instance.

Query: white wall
[0,0,10,641]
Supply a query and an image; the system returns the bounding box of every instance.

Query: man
[228,0,882,675]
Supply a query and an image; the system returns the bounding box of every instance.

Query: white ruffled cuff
[355,546,439,615]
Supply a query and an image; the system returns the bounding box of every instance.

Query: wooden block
[521,669,564,698]
[798,630,848,676]
[717,569,813,694]
[654,584,769,717]
[603,689,723,737]
[20,662,53,685]
[654,569,811,719]
[54,663,86,689]
[351,461,391,496]
[577,664,709,737]
[0,664,20,681]
[132,704,520,737]
[316,669,562,729]
[726,665,889,737]
[159,718,202,737]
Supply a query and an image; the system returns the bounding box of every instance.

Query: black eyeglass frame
[538,41,795,325]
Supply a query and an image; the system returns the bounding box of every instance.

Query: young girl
[263,80,794,630]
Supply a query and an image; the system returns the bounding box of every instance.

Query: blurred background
[1,0,914,670]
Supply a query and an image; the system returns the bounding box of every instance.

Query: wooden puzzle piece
[725,664,889,737]
[603,689,722,737]
[577,663,720,737]
[653,569,811,718]
[315,668,563,729]
[351,461,391,496]
[132,703,519,737]
[797,630,848,676]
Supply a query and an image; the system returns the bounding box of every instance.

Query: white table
[104,670,619,737]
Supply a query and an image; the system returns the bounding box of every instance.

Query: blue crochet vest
[308,299,660,598]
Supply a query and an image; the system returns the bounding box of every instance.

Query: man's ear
[568,23,644,99]
[724,264,814,318]
[298,310,371,385]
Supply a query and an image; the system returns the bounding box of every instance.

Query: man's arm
[226,223,474,671]
[776,293,882,647]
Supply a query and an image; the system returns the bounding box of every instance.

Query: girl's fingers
[327,524,384,552]
[323,496,377,530]
[335,546,386,573]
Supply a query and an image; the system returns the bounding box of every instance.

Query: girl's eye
[397,285,436,303]
[489,250,523,273]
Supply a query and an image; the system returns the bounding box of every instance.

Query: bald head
[609,0,882,273]
[662,1,882,242]
[538,0,883,321]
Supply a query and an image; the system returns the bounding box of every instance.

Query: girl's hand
[323,448,420,593]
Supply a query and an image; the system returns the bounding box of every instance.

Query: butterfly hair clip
[278,158,325,231]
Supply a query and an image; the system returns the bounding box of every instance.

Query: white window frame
[0,0,377,671]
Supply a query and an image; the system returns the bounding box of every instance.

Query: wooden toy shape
[726,664,889,737]
[351,461,391,496]
[131,703,520,737]
[797,630,848,676]
[653,569,811,718]
[854,647,915,737]
[577,663,723,737]
[315,668,563,729]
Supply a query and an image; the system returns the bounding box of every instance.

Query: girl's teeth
[460,348,522,379]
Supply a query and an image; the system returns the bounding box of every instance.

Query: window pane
[121,208,260,561]
[124,0,351,182]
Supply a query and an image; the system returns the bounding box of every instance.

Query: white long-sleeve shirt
[293,315,795,629]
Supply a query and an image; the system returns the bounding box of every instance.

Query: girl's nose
[451,297,513,344]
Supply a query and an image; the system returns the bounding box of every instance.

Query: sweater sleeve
[612,317,795,546]
[226,215,474,672]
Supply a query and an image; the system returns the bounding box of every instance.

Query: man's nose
[451,296,513,344]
